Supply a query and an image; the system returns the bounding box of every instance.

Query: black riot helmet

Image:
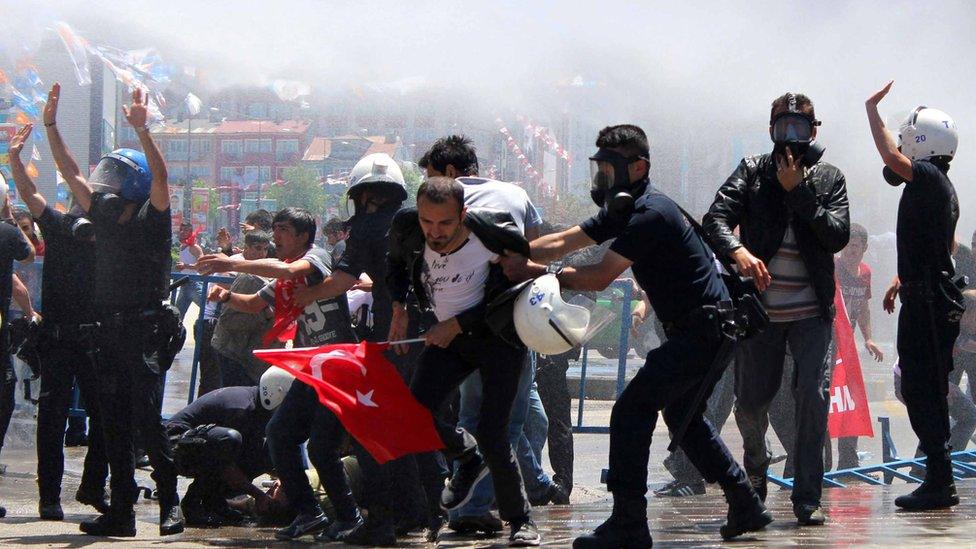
[770,92,825,167]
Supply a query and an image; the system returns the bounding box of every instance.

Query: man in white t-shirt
[388,177,539,546]
[175,221,204,321]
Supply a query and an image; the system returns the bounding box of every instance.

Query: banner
[827,283,875,438]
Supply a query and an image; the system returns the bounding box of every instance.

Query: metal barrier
[572,279,634,434]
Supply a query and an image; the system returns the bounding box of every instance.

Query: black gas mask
[589,148,648,218]
[770,93,825,167]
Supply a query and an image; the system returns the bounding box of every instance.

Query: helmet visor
[771,113,815,143]
[88,156,130,195]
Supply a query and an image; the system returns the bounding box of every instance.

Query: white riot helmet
[346,153,407,206]
[259,367,295,410]
[513,274,594,355]
[898,107,958,161]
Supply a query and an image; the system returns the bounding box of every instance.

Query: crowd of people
[0,79,971,549]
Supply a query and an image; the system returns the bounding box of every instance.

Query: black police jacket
[386,207,529,336]
[702,154,850,320]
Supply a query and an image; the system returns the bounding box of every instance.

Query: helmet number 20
[915,135,927,143]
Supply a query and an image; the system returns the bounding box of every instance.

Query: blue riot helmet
[89,148,153,202]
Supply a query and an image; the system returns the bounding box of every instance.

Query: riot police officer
[52,85,183,537]
[8,121,108,522]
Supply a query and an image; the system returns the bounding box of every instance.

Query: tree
[402,164,422,207]
[266,165,328,217]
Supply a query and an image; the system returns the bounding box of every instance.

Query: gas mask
[66,203,94,240]
[770,93,825,167]
[589,148,648,218]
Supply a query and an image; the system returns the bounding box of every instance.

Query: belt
[662,300,735,337]
[42,322,99,340]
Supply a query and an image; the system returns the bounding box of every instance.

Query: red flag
[262,258,303,345]
[827,281,875,438]
[254,341,444,463]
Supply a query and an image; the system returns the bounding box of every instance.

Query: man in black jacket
[388,177,540,547]
[703,93,850,525]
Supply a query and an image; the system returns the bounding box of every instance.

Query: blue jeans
[517,378,553,500]
[450,355,548,518]
[175,281,204,321]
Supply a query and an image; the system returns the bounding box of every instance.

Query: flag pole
[386,338,426,346]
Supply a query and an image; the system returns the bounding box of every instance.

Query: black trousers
[607,323,751,504]
[535,352,575,491]
[93,317,178,517]
[265,382,357,520]
[409,332,531,522]
[0,350,14,458]
[898,298,960,467]
[36,333,108,504]
[196,319,221,397]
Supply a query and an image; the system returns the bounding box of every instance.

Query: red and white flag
[827,282,875,438]
[254,341,444,463]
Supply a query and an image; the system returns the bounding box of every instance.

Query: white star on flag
[357,389,378,407]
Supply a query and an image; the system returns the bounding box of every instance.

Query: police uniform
[87,192,180,525]
[34,207,108,511]
[577,182,760,541]
[0,221,31,459]
[165,386,272,523]
[895,160,961,480]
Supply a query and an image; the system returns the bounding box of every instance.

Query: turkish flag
[827,282,875,438]
[262,270,303,345]
[254,341,444,463]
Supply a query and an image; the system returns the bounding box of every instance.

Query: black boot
[573,495,652,549]
[895,457,958,511]
[39,500,64,521]
[80,512,137,537]
[160,501,185,536]
[76,486,111,514]
[720,484,772,540]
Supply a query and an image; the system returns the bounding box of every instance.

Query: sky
[1,0,974,239]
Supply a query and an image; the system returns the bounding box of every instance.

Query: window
[190,166,212,180]
[260,166,272,183]
[245,139,271,153]
[221,140,242,158]
[190,139,212,155]
[243,166,260,184]
[167,139,188,154]
[118,125,137,143]
[247,103,268,119]
[276,139,300,161]
[220,167,240,182]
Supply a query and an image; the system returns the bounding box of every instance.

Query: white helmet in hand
[259,367,295,410]
[898,106,958,161]
[513,274,592,355]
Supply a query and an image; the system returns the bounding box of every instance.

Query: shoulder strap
[671,200,738,278]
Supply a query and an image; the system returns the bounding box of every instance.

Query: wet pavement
[2,474,976,547]
[2,308,974,546]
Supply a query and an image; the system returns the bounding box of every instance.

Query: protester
[867,80,962,510]
[201,207,364,542]
[502,124,771,546]
[50,83,184,537]
[323,217,350,266]
[210,230,274,387]
[7,122,109,521]
[174,221,204,321]
[703,92,850,525]
[387,177,541,546]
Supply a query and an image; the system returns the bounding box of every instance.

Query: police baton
[169,276,192,293]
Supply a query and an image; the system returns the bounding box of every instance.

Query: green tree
[266,165,328,217]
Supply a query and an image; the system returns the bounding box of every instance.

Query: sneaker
[748,474,768,502]
[794,504,826,526]
[340,515,397,547]
[76,487,111,515]
[573,515,652,548]
[509,518,541,547]
[441,456,489,511]
[894,480,959,511]
[39,501,64,521]
[80,513,137,537]
[721,500,773,540]
[274,512,329,540]
[448,512,504,535]
[159,503,185,536]
[653,479,705,498]
[315,512,364,541]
